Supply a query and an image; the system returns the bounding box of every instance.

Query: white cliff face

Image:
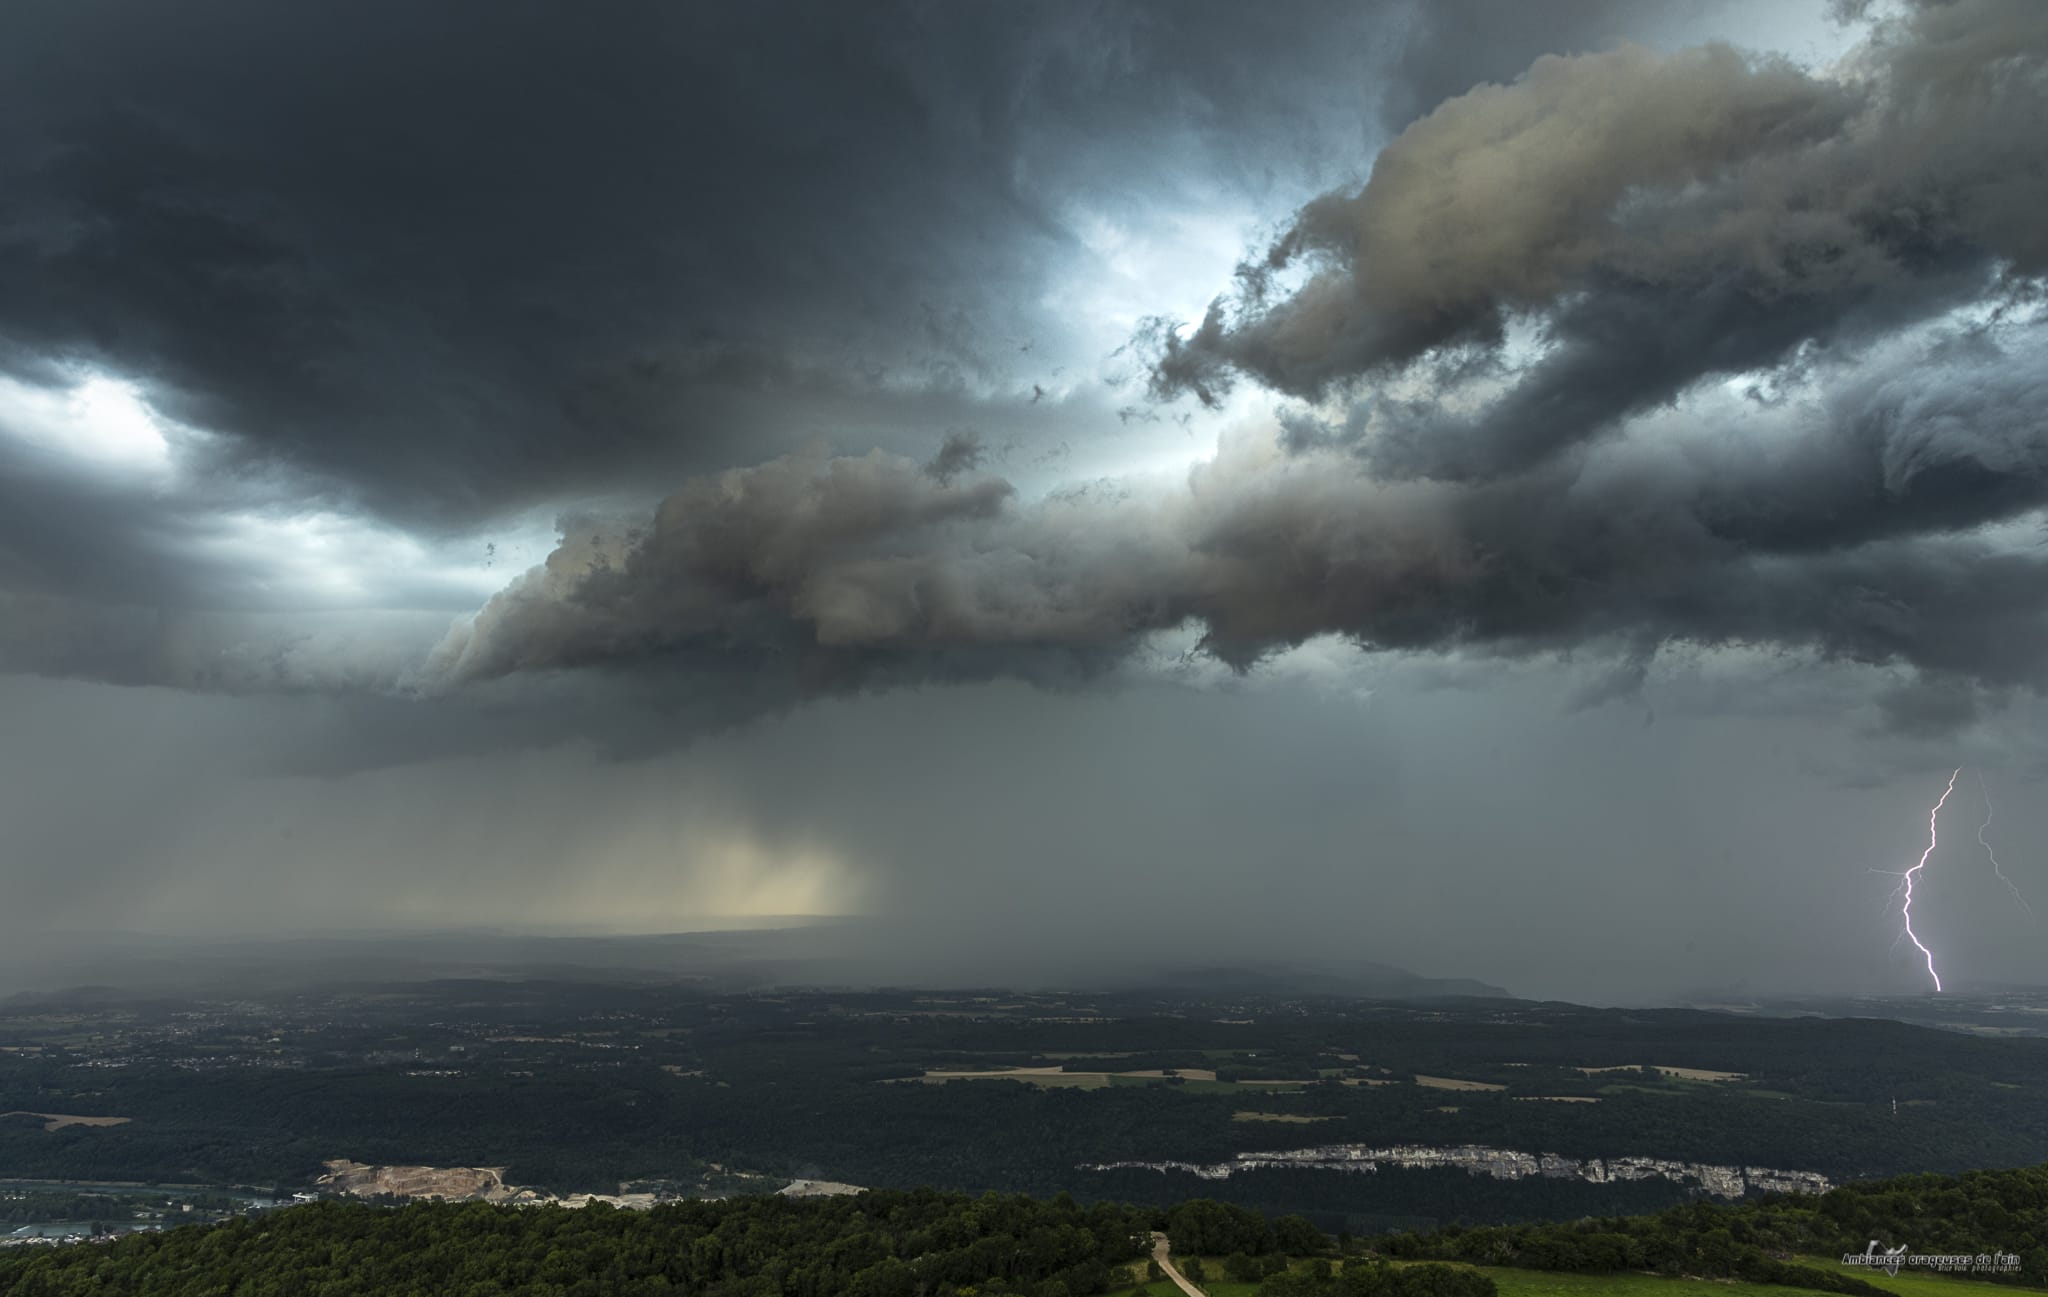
[1078,1143,1831,1199]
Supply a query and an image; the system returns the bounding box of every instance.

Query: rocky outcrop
[317,1160,542,1203]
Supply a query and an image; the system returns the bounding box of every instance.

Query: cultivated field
[1116,1256,2017,1297]
[906,1065,1226,1089]
[1415,1075,1508,1092]
[1577,1065,1747,1082]
[0,1111,132,1132]
[1512,1095,1602,1103]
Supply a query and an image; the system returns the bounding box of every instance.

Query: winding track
[1149,1231,1205,1297]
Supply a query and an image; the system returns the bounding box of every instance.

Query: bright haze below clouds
[3,0,2047,1004]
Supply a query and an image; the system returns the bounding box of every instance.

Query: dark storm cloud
[429,308,2048,719]
[0,0,1404,533]
[1149,0,2048,481]
[1371,0,1749,131]
[0,0,1793,674]
[0,416,489,618]
[8,0,2046,758]
[414,0,2048,737]
[923,432,987,486]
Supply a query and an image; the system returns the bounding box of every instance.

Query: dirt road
[1149,1231,1204,1297]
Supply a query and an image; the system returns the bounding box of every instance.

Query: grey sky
[2,0,2043,1001]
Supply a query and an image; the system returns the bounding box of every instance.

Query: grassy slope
[1477,1269,2023,1297]
[1796,1256,2031,1297]
[1110,1254,2032,1297]
[1479,1273,1815,1296]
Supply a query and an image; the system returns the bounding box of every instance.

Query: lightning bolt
[1976,770,2035,921]
[1899,768,1960,993]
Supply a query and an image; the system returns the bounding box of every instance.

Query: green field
[1796,1255,2029,1296]
[1109,1256,2032,1297]
[1480,1264,2026,1297]
[1479,1272,1811,1296]
[1112,1255,1277,1297]
[1113,1268,1835,1297]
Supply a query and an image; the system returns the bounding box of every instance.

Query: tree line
[1376,1162,2048,1290]
[0,1188,1152,1297]
[7,1163,2048,1296]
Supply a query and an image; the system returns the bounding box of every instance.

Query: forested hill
[3,1164,2047,1297]
[1376,1162,2048,1289]
[0,1190,1155,1297]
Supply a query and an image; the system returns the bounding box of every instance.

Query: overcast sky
[4,0,2046,1003]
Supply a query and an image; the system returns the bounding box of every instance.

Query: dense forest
[1379,1162,2048,1289]
[10,1164,2047,1296]
[0,1189,1157,1297]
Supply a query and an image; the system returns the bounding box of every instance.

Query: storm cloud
[430,0,2044,723]
[0,0,1411,532]
[5,0,2048,996]
[405,0,2048,733]
[6,0,2037,732]
[432,308,2048,711]
[1151,0,2047,480]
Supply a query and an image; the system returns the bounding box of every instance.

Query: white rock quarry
[317,1160,661,1208]
[778,1179,867,1198]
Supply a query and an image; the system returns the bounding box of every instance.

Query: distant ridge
[0,926,1510,1002]
[1136,961,1512,1001]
